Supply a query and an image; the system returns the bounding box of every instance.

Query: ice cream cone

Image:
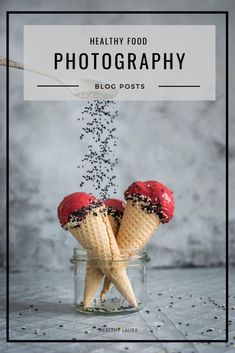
[116,199,161,250]
[107,214,119,236]
[100,180,175,300]
[57,192,137,308]
[83,263,104,308]
[100,199,126,301]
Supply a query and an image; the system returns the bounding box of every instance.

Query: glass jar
[70,247,150,315]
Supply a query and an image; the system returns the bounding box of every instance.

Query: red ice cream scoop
[57,192,98,226]
[104,198,126,214]
[124,180,174,223]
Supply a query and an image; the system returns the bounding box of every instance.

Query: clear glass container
[70,247,150,315]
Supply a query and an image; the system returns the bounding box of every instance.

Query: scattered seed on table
[59,325,64,327]
[145,310,150,314]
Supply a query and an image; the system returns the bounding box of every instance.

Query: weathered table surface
[0,268,234,353]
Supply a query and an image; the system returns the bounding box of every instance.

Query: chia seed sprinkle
[106,207,123,224]
[63,201,105,229]
[77,100,119,199]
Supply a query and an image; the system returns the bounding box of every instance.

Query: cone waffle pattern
[100,214,119,300]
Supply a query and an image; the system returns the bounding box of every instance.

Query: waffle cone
[83,262,104,308]
[100,215,119,301]
[108,215,119,236]
[117,200,161,251]
[68,207,137,308]
[100,200,161,300]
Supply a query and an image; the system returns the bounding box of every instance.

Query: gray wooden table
[0,268,234,352]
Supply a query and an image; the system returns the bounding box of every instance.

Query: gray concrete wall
[0,0,234,271]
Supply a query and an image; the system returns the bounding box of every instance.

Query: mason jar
[70,247,150,315]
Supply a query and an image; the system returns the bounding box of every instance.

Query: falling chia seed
[77,100,119,199]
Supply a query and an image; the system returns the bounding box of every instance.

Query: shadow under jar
[70,247,150,315]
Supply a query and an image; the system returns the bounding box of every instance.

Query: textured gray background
[0,0,234,272]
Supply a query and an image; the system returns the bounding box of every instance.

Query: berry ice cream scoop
[57,192,137,308]
[58,192,99,228]
[104,198,126,213]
